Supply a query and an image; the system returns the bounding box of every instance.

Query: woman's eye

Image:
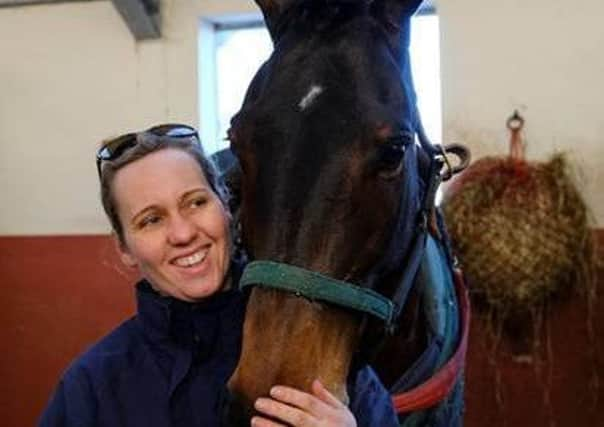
[190,197,207,208]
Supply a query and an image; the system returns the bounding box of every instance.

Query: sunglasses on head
[96,124,200,179]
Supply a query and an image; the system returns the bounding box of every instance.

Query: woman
[39,124,399,427]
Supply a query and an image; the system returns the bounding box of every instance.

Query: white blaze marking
[298,85,324,110]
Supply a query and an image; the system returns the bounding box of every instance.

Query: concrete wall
[0,0,602,236]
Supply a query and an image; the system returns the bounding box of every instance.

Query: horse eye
[376,130,414,178]
[378,135,411,176]
[378,143,405,175]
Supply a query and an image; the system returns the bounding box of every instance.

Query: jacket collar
[135,260,247,356]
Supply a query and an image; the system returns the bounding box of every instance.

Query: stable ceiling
[0,0,437,40]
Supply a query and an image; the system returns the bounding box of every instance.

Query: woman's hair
[99,131,229,244]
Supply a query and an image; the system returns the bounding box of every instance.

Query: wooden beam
[0,0,99,8]
[111,0,160,41]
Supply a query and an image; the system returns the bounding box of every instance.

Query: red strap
[392,269,471,413]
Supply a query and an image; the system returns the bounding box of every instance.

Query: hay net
[441,114,595,312]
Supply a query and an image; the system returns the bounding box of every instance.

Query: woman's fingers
[252,381,356,427]
[311,380,344,408]
[271,384,328,413]
[253,395,314,426]
[250,413,287,427]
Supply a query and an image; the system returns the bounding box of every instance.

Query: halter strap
[240,260,394,324]
[388,149,443,329]
[392,269,470,413]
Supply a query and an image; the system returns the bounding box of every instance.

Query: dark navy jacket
[39,280,399,427]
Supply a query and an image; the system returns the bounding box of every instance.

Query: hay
[442,147,599,422]
[442,153,594,312]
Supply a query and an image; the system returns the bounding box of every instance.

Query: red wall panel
[464,230,604,426]
[0,236,137,427]
[1,233,602,426]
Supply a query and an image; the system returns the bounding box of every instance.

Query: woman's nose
[167,213,197,245]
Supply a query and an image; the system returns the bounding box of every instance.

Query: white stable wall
[439,0,604,225]
[0,0,602,235]
[0,0,255,234]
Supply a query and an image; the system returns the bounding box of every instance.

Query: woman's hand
[251,379,357,427]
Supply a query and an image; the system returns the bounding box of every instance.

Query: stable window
[199,11,441,155]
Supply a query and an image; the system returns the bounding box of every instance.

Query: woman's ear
[114,236,138,268]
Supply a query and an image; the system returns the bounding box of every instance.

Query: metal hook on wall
[506,110,525,161]
[507,110,525,131]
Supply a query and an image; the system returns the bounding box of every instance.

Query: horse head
[223,0,431,423]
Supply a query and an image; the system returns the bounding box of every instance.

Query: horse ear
[254,0,298,40]
[370,0,424,51]
[371,0,425,25]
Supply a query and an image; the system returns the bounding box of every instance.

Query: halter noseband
[240,260,394,324]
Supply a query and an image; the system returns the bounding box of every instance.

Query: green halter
[239,260,394,324]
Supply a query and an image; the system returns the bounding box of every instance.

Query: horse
[219,0,470,425]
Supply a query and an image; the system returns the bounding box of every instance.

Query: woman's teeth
[174,250,207,267]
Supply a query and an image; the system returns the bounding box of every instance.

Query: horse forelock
[270,0,371,41]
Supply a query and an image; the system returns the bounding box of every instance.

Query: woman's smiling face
[113,148,231,301]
